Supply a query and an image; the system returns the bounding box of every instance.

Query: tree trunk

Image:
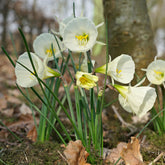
[103,0,156,72]
[102,0,157,114]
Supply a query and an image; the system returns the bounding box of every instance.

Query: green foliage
[151,86,165,135]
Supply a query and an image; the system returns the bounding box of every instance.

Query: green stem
[94,96,102,150]
[0,158,8,165]
[9,32,18,57]
[162,86,165,131]
[64,85,78,139]
[69,50,77,73]
[73,2,76,18]
[90,88,95,145]
[2,46,15,67]
[74,86,83,139]
[137,107,165,138]
[38,79,52,142]
[46,54,72,140]
[78,53,82,70]
[99,18,109,156]
[45,78,60,140]
[38,79,83,143]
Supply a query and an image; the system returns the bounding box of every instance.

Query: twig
[148,152,165,165]
[23,151,28,163]
[149,152,165,165]
[58,150,67,162]
[111,105,137,136]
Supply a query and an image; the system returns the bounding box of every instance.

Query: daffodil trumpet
[75,71,98,90]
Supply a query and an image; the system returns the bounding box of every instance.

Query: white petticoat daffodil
[143,59,165,87]
[33,33,64,61]
[63,17,104,52]
[75,71,98,90]
[113,84,157,118]
[95,54,135,84]
[15,52,61,88]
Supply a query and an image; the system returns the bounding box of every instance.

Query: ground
[0,54,165,165]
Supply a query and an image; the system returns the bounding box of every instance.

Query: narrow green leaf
[1,46,15,67]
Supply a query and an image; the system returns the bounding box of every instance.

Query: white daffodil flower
[15,52,61,88]
[95,54,135,84]
[143,59,165,87]
[63,17,104,52]
[33,33,64,61]
[75,71,98,90]
[113,84,157,118]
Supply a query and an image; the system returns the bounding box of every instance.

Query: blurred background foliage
[0,0,165,59]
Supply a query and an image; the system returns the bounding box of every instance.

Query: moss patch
[141,129,165,164]
[144,129,165,151]
[0,141,66,165]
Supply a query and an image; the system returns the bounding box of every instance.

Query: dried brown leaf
[105,142,127,164]
[121,137,144,165]
[8,89,20,97]
[19,103,32,115]
[6,95,21,104]
[0,97,7,110]
[1,108,14,117]
[26,125,37,142]
[0,114,35,139]
[63,140,91,165]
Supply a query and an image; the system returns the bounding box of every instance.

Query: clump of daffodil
[15,52,61,88]
[95,54,135,84]
[63,17,104,52]
[142,58,165,87]
[33,33,64,61]
[75,71,98,90]
[113,84,157,118]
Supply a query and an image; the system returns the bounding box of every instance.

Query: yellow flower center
[154,70,164,80]
[75,33,89,46]
[116,68,122,77]
[29,71,35,80]
[79,75,93,85]
[45,48,56,57]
